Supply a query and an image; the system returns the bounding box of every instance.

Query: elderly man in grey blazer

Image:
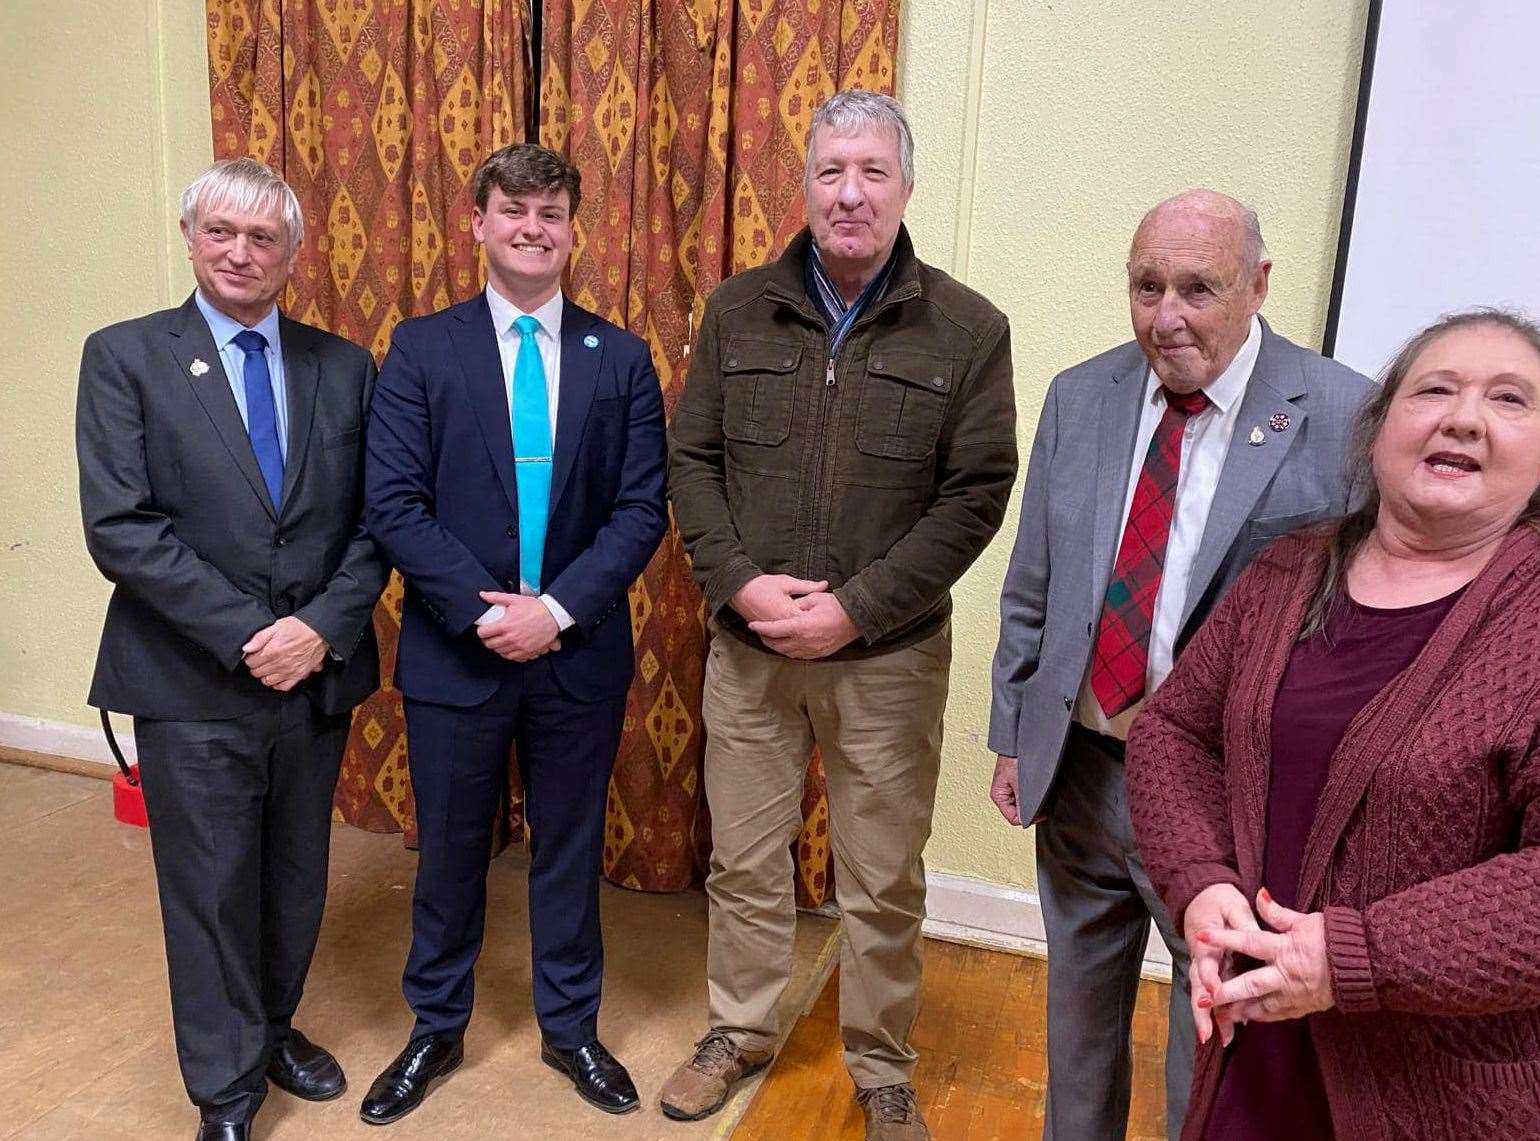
[988,189,1373,1140]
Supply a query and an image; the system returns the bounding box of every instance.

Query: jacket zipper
[776,281,920,583]
[802,348,838,579]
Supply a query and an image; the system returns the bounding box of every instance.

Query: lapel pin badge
[1270,412,1291,432]
[1248,426,1265,446]
[583,334,599,349]
[189,358,210,377]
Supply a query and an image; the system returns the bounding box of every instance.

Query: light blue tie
[511,314,553,593]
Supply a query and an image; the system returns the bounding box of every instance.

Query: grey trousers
[1036,725,1193,1141]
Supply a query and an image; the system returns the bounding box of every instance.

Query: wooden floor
[0,758,839,1140]
[733,941,1171,1141]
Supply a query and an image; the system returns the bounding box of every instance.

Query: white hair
[179,158,304,255]
[804,89,915,187]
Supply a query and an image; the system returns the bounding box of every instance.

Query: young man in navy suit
[360,144,667,1123]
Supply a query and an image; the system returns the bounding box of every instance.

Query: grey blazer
[77,294,386,721]
[988,320,1374,823]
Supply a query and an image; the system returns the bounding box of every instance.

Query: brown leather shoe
[857,1083,930,1140]
[657,1031,773,1121]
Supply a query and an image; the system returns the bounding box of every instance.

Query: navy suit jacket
[364,293,668,707]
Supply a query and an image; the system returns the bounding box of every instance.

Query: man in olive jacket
[662,91,1017,1141]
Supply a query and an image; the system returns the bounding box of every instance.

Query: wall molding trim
[0,711,130,769]
[924,869,1173,982]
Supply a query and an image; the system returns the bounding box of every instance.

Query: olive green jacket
[669,226,1018,658]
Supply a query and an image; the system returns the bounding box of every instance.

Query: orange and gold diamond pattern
[541,0,901,904]
[209,0,532,844]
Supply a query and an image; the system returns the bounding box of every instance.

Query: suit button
[781,357,794,368]
[1063,695,1073,711]
[275,537,287,548]
[872,358,885,370]
[726,356,738,368]
[506,524,517,538]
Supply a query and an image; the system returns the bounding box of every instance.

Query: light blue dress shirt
[194,291,288,459]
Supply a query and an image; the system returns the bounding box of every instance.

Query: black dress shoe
[195,1122,248,1141]
[540,1039,639,1114]
[359,1032,464,1126]
[267,1028,347,1101]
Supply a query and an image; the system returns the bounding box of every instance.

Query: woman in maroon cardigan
[1125,309,1540,1141]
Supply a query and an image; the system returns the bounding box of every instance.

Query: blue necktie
[233,329,284,506]
[511,314,553,593]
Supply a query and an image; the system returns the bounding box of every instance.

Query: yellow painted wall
[0,0,211,728]
[899,1,1371,888]
[0,0,1368,894]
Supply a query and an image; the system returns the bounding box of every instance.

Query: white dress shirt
[1076,315,1262,739]
[477,283,574,632]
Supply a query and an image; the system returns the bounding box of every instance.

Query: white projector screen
[1322,1,1540,378]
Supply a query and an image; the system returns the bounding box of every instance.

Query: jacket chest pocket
[855,351,952,460]
[722,339,801,446]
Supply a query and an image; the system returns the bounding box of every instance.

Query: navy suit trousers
[401,660,625,1047]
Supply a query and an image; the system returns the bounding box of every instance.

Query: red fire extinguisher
[102,710,148,828]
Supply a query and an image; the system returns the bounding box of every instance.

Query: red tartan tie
[1089,386,1211,717]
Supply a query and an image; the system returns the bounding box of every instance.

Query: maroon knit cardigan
[1126,526,1540,1141]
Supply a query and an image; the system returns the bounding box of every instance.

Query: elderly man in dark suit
[359,143,667,1125]
[77,158,385,1141]
[987,190,1374,1141]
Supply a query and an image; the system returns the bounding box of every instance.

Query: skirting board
[924,870,1174,983]
[0,711,131,769]
[1,712,1175,984]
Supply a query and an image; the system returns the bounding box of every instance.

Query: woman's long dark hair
[1298,307,1540,639]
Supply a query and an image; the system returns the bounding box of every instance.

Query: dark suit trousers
[134,694,348,1123]
[402,658,625,1048]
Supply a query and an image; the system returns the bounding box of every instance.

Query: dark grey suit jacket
[988,320,1374,823]
[77,294,385,721]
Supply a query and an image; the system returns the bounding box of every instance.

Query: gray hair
[180,158,304,255]
[804,89,915,187]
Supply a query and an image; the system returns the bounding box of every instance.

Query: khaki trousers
[702,625,950,1088]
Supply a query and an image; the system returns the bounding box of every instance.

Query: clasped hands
[732,574,860,659]
[242,615,328,691]
[1185,882,1334,1048]
[477,591,561,662]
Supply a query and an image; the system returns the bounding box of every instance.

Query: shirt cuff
[539,594,575,631]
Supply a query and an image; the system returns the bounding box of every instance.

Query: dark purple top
[1202,587,1463,1141]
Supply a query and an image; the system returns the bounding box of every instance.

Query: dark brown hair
[472,143,581,215]
[1299,307,1540,638]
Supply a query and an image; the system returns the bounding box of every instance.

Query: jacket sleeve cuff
[703,555,761,618]
[1324,905,1380,1014]
[831,581,884,644]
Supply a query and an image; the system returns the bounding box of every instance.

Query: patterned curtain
[206,0,532,842]
[540,0,901,902]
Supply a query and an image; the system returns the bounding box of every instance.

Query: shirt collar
[486,282,564,341]
[194,290,281,352]
[807,241,897,323]
[1147,314,1261,416]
